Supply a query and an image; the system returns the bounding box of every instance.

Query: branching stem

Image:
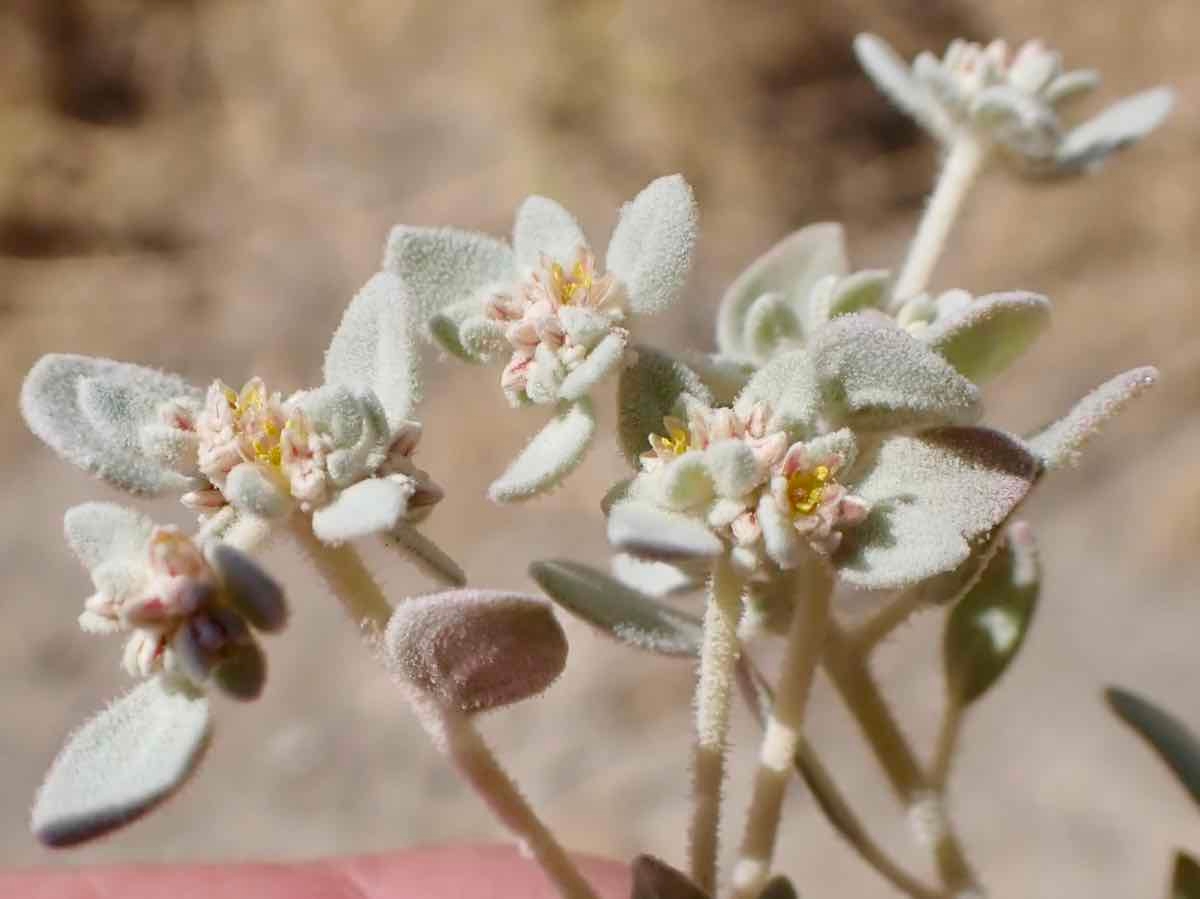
[288,517,393,634]
[730,559,832,899]
[689,555,745,895]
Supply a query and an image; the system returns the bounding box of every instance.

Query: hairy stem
[419,699,601,899]
[288,517,393,634]
[731,559,832,899]
[823,623,981,895]
[893,135,989,303]
[733,658,941,899]
[689,555,745,895]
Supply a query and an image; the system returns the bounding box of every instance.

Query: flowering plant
[16,23,1192,899]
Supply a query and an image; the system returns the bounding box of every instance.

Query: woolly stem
[823,623,981,895]
[732,658,941,899]
[688,555,745,895]
[730,558,832,899]
[417,698,601,899]
[288,517,392,634]
[893,135,990,303]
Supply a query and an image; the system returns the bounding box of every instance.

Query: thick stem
[823,624,981,895]
[287,516,393,633]
[730,559,832,899]
[892,136,989,303]
[423,700,601,899]
[689,555,745,896]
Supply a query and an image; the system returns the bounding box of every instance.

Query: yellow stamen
[551,260,593,305]
[788,464,831,517]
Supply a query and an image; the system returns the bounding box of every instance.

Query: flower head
[386,174,697,501]
[855,32,1174,175]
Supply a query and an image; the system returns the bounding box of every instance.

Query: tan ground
[1,1,1198,896]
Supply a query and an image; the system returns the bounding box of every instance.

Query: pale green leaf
[618,346,711,467]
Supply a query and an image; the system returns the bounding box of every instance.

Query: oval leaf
[943,523,1040,705]
[608,501,724,562]
[922,291,1051,384]
[513,195,589,269]
[1106,687,1200,809]
[488,400,596,502]
[32,678,211,847]
[618,346,712,467]
[1057,87,1175,173]
[606,174,698,316]
[531,559,702,657]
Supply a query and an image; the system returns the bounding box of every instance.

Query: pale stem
[892,135,990,303]
[849,586,932,655]
[823,623,981,895]
[689,555,746,896]
[287,516,393,634]
[730,559,832,899]
[421,700,602,899]
[929,697,965,792]
[733,658,941,899]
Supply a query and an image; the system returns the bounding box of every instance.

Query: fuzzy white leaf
[611,554,701,598]
[853,33,951,142]
[324,270,419,425]
[683,352,755,406]
[705,439,761,499]
[824,269,891,321]
[311,477,412,543]
[384,226,514,334]
[488,400,596,502]
[744,291,802,361]
[1026,366,1158,470]
[210,544,287,633]
[717,223,847,361]
[31,678,211,847]
[63,503,153,571]
[606,174,698,316]
[922,291,1051,383]
[1057,87,1175,173]
[813,314,980,431]
[384,523,467,587]
[1044,69,1100,107]
[608,500,724,561]
[618,346,712,466]
[837,428,1038,589]
[735,349,819,441]
[757,491,803,570]
[513,196,589,269]
[531,559,702,656]
[225,463,292,519]
[22,354,200,495]
[657,452,715,511]
[559,330,628,402]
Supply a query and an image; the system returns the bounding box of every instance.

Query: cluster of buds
[70,507,287,700]
[637,399,869,564]
[486,248,629,406]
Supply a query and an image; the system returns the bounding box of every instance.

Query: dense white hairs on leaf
[734,349,819,440]
[1044,69,1101,107]
[488,400,596,502]
[812,314,980,431]
[531,559,703,656]
[705,439,761,499]
[683,352,755,406]
[923,291,1051,383]
[384,524,467,587]
[656,452,715,511]
[611,553,701,598]
[819,269,892,326]
[324,270,419,425]
[383,589,568,713]
[429,298,492,363]
[618,346,712,466]
[21,354,200,495]
[608,500,724,561]
[743,291,801,361]
[383,226,514,335]
[558,330,628,402]
[716,223,847,361]
[311,477,414,543]
[1057,87,1175,173]
[1026,366,1158,470]
[63,502,154,571]
[512,195,590,270]
[837,428,1038,589]
[853,33,952,143]
[31,678,211,847]
[224,463,291,519]
[804,427,858,470]
[757,492,803,570]
[605,174,698,316]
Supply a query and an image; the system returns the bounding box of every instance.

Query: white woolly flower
[855,33,1174,175]
[21,269,463,586]
[716,222,1051,385]
[66,504,286,698]
[386,174,698,501]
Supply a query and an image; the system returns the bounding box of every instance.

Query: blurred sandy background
[1,1,1197,895]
